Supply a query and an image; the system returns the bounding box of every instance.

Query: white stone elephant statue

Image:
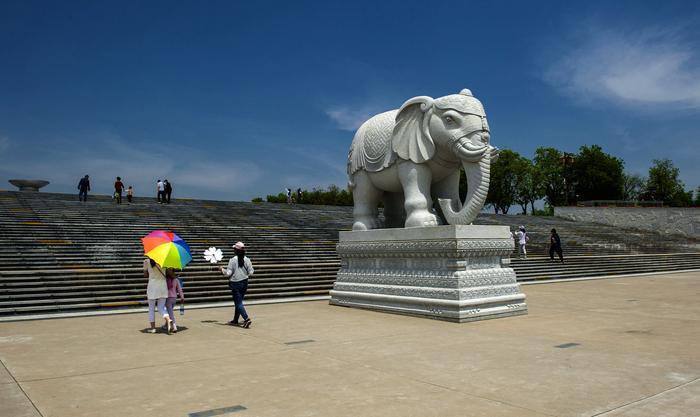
[348,89,498,230]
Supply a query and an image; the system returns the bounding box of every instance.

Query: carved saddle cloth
[347,110,398,176]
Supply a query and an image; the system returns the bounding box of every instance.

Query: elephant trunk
[438,147,491,225]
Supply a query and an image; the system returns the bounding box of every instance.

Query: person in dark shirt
[164,180,172,204]
[549,228,563,263]
[78,175,90,202]
[296,188,302,204]
[114,177,124,204]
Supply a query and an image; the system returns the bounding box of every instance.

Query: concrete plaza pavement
[1,271,700,417]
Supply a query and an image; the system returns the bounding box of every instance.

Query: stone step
[0,273,340,292]
[2,190,699,317]
[0,280,338,304]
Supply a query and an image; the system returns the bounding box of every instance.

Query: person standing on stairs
[221,241,254,328]
[114,177,124,204]
[549,228,564,263]
[164,180,172,204]
[515,225,529,259]
[77,174,90,202]
[156,179,165,203]
[144,258,173,333]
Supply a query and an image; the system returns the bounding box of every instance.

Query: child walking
[165,268,185,333]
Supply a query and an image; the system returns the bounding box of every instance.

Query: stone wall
[555,207,700,238]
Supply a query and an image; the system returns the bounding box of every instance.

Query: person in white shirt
[143,258,173,333]
[221,241,254,328]
[156,180,165,203]
[515,225,529,259]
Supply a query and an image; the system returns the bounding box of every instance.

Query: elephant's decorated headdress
[392,89,488,164]
[434,89,486,118]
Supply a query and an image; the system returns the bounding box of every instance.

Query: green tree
[571,145,624,201]
[643,159,691,206]
[486,149,522,214]
[260,185,353,206]
[533,147,566,207]
[622,173,645,201]
[514,158,543,214]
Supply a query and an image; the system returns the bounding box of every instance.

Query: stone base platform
[329,225,527,322]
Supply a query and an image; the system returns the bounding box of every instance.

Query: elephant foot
[352,216,381,231]
[404,212,438,228]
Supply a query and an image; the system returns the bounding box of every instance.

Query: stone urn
[8,179,50,192]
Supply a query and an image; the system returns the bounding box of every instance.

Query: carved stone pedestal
[330,225,527,322]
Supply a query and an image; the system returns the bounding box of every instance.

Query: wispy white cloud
[544,25,700,110]
[326,106,384,131]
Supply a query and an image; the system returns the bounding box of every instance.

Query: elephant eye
[444,116,454,124]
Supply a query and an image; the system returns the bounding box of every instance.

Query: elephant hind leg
[383,192,406,228]
[351,170,383,231]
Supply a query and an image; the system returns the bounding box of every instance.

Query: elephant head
[391,89,497,225]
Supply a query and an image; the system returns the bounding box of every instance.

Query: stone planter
[8,179,50,192]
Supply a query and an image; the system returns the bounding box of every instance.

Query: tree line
[253,144,698,211]
[254,184,353,206]
[481,145,697,214]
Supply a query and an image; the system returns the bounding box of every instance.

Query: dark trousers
[115,191,122,204]
[165,191,171,203]
[127,194,132,203]
[549,245,563,261]
[157,191,164,202]
[228,279,249,322]
[79,190,88,201]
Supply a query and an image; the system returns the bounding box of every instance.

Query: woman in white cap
[515,226,529,259]
[221,241,254,328]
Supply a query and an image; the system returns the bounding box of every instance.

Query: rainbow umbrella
[141,230,192,269]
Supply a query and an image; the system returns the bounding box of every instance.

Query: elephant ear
[391,96,435,163]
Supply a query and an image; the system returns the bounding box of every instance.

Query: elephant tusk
[454,139,489,162]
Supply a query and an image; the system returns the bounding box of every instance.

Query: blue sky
[1,0,699,201]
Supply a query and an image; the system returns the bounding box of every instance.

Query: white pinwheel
[203,247,223,264]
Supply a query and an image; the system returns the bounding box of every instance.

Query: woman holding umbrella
[144,258,172,333]
[141,230,192,334]
[221,241,254,328]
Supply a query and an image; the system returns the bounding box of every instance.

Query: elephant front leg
[351,171,383,231]
[398,161,437,228]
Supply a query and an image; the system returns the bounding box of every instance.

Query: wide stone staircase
[1,190,699,316]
